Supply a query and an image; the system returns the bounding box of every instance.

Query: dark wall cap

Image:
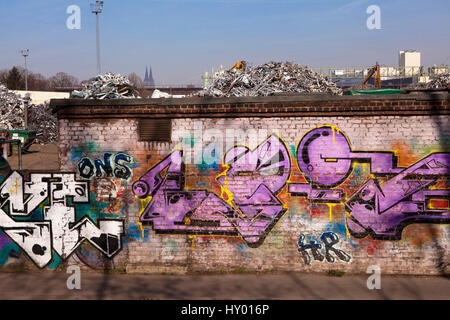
[50,92,449,111]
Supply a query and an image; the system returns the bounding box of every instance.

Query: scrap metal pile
[28,103,58,144]
[71,73,140,99]
[193,61,343,97]
[426,72,450,89]
[0,83,25,130]
[0,84,57,143]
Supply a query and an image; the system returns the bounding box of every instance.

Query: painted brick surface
[54,112,449,275]
[1,95,448,274]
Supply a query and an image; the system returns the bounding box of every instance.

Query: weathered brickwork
[50,93,450,276]
[2,94,446,274]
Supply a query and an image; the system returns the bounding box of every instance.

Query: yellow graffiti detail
[13,178,20,195]
[188,235,195,252]
[217,165,234,207]
[345,213,352,244]
[138,198,151,238]
[326,203,340,221]
[330,125,341,145]
[428,199,449,210]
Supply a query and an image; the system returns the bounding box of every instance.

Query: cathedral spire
[143,65,155,88]
[144,66,149,82]
[148,66,155,88]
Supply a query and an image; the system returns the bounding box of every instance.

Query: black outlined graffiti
[297,232,351,265]
[0,171,124,268]
[78,152,134,181]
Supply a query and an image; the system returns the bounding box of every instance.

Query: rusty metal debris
[0,84,25,130]
[192,61,343,97]
[71,73,141,99]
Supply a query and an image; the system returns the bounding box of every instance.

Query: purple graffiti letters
[134,125,449,244]
[133,134,291,247]
[290,125,450,240]
[217,134,291,244]
[289,125,400,202]
[346,153,450,240]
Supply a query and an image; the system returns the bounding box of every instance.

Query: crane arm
[362,63,381,89]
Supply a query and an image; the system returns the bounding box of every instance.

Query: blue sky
[0,0,449,85]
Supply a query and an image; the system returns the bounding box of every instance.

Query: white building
[399,50,421,77]
[399,50,421,67]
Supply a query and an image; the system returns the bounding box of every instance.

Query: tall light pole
[20,49,29,91]
[91,1,104,75]
[20,49,30,130]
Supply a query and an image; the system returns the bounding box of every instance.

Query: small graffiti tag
[78,152,134,181]
[297,232,351,265]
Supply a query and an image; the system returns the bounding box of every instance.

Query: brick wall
[51,93,450,275]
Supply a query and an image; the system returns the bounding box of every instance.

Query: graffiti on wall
[133,134,290,247]
[1,123,444,271]
[133,125,449,247]
[289,126,450,240]
[78,152,134,181]
[0,172,124,268]
[297,232,351,264]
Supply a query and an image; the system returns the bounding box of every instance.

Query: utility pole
[20,49,30,130]
[91,1,104,75]
[20,49,29,91]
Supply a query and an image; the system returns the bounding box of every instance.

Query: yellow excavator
[362,62,381,89]
[230,60,246,72]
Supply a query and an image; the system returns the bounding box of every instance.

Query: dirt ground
[6,143,59,171]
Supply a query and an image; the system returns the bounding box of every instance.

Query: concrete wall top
[14,90,70,105]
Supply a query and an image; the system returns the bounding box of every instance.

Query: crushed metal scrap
[1,84,57,144]
[71,73,141,99]
[192,61,343,97]
[28,103,58,144]
[0,83,25,130]
[426,72,450,89]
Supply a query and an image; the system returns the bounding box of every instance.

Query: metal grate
[138,119,172,142]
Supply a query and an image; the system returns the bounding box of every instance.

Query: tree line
[0,66,80,91]
[0,67,146,91]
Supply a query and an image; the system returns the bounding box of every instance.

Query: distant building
[144,66,155,88]
[399,50,421,68]
[399,50,422,77]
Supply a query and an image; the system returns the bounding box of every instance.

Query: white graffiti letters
[0,172,124,268]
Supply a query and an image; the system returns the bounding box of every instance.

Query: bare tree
[128,72,144,89]
[15,67,50,91]
[27,72,50,91]
[48,72,79,90]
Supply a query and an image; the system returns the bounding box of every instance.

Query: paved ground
[0,272,448,300]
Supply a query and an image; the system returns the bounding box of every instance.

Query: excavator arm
[362,63,381,89]
[230,61,246,72]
